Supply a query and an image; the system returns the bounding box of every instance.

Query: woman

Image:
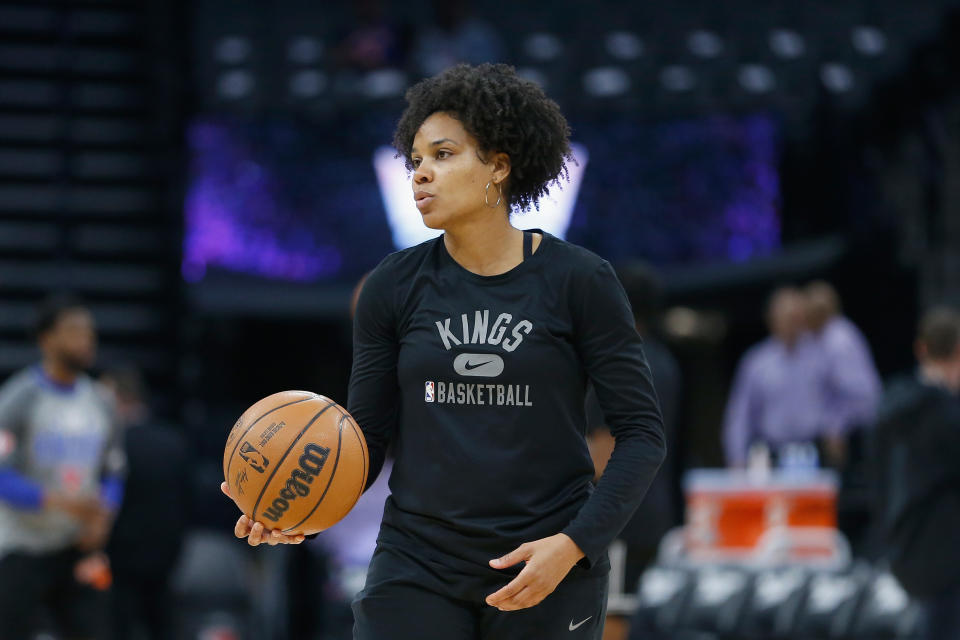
[224,63,665,639]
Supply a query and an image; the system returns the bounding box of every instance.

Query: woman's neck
[443,216,524,276]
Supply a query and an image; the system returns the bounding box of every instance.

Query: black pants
[0,548,106,640]
[920,585,960,640]
[110,571,173,640]
[353,545,609,640]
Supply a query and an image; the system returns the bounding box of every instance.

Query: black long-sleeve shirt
[874,374,960,596]
[347,230,665,599]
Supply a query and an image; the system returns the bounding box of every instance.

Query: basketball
[223,390,369,535]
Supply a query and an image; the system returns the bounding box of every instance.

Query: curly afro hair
[393,63,572,213]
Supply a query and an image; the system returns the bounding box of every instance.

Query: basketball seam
[328,404,368,510]
[346,413,367,507]
[282,413,345,533]
[328,405,367,504]
[250,400,335,522]
[225,394,318,487]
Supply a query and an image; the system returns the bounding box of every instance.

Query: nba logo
[425,381,435,403]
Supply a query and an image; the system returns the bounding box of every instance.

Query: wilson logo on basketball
[239,441,269,473]
[261,443,331,523]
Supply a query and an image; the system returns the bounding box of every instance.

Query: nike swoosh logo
[452,353,504,377]
[569,616,592,631]
[464,360,493,370]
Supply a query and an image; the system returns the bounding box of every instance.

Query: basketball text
[428,381,533,407]
[261,443,331,523]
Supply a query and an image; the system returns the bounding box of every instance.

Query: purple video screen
[183,112,780,284]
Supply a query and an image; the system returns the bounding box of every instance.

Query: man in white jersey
[0,295,125,640]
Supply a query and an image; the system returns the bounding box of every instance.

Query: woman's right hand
[220,482,306,546]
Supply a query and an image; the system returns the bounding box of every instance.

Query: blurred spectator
[804,281,882,466]
[0,295,124,639]
[101,366,189,640]
[723,287,826,466]
[586,263,682,640]
[411,0,505,77]
[334,0,411,71]
[874,307,960,640]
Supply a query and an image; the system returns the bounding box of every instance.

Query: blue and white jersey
[0,366,123,555]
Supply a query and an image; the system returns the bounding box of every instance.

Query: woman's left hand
[485,533,585,611]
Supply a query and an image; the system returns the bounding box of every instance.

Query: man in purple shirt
[723,287,826,466]
[724,283,882,468]
[804,281,882,466]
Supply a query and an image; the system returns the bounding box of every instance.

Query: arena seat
[629,564,698,639]
[790,565,871,639]
[849,569,923,639]
[736,566,810,639]
[683,565,754,638]
[170,531,253,639]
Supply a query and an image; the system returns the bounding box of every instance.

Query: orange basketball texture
[223,390,369,535]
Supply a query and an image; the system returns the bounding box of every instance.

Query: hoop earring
[485,181,502,208]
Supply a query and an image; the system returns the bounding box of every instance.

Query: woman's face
[410,111,508,230]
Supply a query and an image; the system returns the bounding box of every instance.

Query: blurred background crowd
[1,0,959,638]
